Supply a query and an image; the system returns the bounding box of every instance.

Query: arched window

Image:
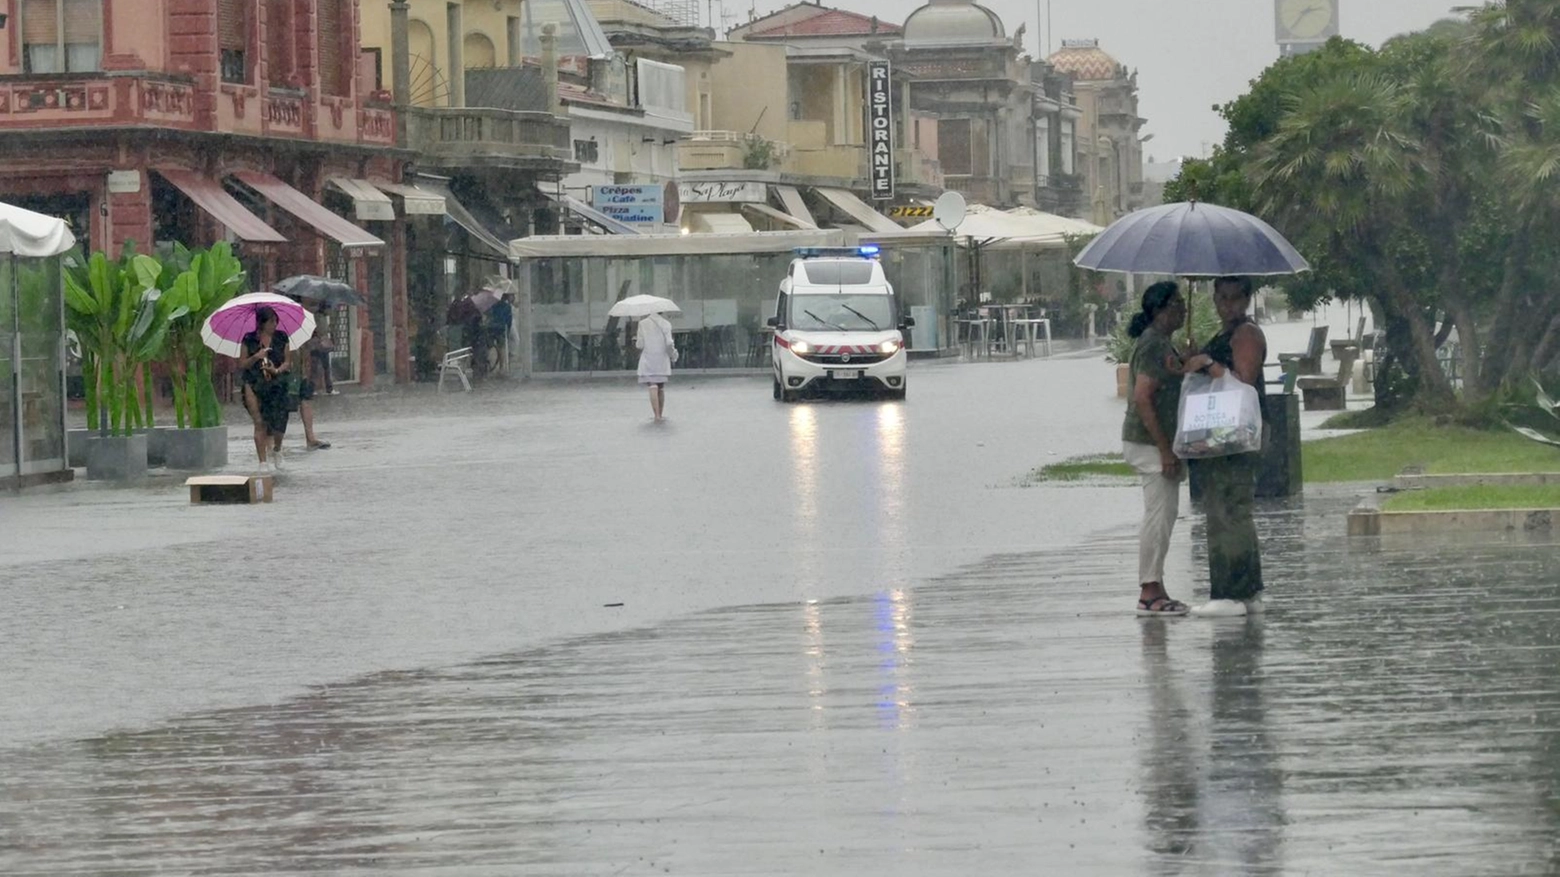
[464,33,497,69]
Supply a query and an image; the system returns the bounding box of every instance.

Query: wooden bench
[1278,325,1329,376]
[1297,350,1358,411]
[186,475,273,504]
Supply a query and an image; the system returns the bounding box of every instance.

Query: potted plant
[64,246,170,480]
[155,242,246,470]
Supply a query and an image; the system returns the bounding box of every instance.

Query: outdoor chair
[437,347,473,393]
[1278,325,1329,376]
[1297,349,1357,411]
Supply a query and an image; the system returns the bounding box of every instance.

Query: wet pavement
[4,321,1558,874]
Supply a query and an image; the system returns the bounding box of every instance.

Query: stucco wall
[705,42,787,144]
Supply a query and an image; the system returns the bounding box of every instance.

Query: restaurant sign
[591,184,664,225]
[867,60,894,201]
[888,205,933,218]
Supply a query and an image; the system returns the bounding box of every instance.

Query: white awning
[372,182,447,215]
[511,229,846,259]
[814,188,900,234]
[740,202,814,230]
[0,200,76,256]
[774,185,818,228]
[328,178,396,222]
[415,177,510,256]
[688,212,754,235]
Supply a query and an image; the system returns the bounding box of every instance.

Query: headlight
[790,340,813,355]
[879,339,902,354]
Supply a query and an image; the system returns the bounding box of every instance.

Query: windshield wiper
[840,304,879,330]
[803,309,846,330]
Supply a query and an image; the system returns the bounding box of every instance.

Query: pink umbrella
[201,292,316,358]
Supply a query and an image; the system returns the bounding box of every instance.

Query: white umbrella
[608,295,681,319]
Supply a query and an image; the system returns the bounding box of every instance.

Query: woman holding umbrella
[612,294,682,421]
[239,305,292,473]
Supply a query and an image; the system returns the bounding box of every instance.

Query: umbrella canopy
[608,295,681,319]
[906,203,1103,247]
[202,292,316,357]
[1073,202,1310,277]
[273,274,366,308]
[0,200,76,257]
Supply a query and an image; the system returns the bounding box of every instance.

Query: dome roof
[903,0,1005,45]
[1048,40,1123,81]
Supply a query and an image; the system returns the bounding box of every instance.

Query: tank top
[1202,316,1269,420]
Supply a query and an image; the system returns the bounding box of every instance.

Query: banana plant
[158,242,246,429]
[64,247,167,436]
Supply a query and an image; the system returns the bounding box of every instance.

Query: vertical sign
[867,60,895,201]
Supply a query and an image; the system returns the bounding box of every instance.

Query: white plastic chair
[438,347,473,392]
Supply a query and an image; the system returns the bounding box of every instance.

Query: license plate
[829,370,862,380]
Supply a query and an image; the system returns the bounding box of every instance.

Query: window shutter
[219,0,247,51]
[317,0,343,95]
[62,0,100,42]
[23,0,59,44]
[266,0,290,82]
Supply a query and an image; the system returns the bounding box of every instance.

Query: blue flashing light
[793,245,882,259]
[858,245,881,257]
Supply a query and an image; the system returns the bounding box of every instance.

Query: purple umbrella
[201,292,316,358]
[1073,201,1310,277]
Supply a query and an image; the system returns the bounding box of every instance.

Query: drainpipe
[390,1,411,146]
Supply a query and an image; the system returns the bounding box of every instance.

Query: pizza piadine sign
[867,60,894,201]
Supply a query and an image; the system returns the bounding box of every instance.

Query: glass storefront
[515,238,959,374]
[3,255,67,483]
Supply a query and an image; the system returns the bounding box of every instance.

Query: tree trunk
[1448,301,1482,404]
[1373,260,1456,409]
[1529,314,1560,376]
[1478,239,1530,393]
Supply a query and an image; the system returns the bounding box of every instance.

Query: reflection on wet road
[2,361,1558,874]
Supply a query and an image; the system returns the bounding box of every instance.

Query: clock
[1276,0,1338,43]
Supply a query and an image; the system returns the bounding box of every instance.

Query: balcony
[678,131,792,172]
[406,107,573,172]
[0,72,198,132]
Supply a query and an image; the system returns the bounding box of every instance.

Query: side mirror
[766,316,779,328]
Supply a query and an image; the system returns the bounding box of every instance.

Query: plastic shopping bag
[1173,372,1263,459]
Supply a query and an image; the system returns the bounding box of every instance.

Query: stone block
[86,434,148,482]
[163,426,229,471]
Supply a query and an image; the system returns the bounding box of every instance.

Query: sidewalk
[3,486,1555,875]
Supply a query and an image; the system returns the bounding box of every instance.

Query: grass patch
[1320,407,1396,430]
[1383,484,1560,512]
[1304,418,1560,483]
[1032,454,1135,482]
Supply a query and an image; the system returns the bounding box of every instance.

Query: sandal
[1136,595,1190,617]
[308,440,332,450]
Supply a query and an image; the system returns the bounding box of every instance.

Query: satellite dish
[933,191,967,233]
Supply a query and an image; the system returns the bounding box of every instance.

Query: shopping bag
[1173,372,1263,459]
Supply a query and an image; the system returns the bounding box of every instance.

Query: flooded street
[4,348,1558,874]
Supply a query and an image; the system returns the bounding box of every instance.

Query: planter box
[163,426,229,471]
[71,427,168,467]
[86,433,149,481]
[67,428,91,468]
[144,427,171,467]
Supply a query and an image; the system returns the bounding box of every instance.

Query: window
[464,33,497,69]
[21,0,102,74]
[266,0,292,85]
[1035,116,1051,180]
[218,0,248,84]
[938,119,972,176]
[318,0,346,95]
[1060,120,1076,175]
[574,139,599,164]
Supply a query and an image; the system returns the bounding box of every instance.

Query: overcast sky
[721,0,1465,161]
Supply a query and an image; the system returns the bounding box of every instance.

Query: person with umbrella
[238,305,293,473]
[615,295,680,421]
[1188,276,1268,617]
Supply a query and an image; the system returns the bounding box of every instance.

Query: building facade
[1046,39,1147,225]
[0,0,407,383]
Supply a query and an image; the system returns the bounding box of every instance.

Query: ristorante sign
[867,60,894,201]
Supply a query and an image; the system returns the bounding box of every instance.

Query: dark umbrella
[1073,202,1310,278]
[274,274,366,308]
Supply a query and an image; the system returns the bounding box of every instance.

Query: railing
[0,72,198,129]
[678,131,792,171]
[405,106,572,167]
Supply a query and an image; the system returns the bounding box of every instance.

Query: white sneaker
[258,460,273,475]
[1190,599,1248,618]
[271,452,284,471]
[1244,594,1265,614]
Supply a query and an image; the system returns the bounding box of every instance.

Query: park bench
[438,347,473,393]
[1297,348,1358,411]
[1278,325,1329,376]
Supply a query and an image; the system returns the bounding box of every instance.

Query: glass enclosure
[515,239,959,374]
[3,255,68,483]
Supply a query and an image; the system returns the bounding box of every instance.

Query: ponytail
[1129,280,1180,339]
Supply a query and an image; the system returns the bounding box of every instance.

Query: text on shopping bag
[1182,390,1247,431]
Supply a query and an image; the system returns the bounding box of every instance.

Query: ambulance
[767,246,913,401]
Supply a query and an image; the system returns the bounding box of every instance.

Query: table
[1012,318,1053,358]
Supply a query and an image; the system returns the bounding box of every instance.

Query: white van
[767,246,913,401]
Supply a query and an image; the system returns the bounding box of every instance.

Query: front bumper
[776,346,907,391]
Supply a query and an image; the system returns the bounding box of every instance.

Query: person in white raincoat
[635,312,678,421]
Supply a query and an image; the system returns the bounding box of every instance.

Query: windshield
[788,294,895,331]
[798,261,876,285]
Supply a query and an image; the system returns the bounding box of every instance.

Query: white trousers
[1123,441,1183,585]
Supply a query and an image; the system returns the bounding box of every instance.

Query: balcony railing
[406,106,572,169]
[0,72,198,130]
[678,131,792,172]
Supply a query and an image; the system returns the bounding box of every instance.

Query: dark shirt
[1122,327,1183,445]
[1203,317,1268,420]
[241,329,290,386]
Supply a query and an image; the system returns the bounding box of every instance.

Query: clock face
[1277,0,1337,42]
